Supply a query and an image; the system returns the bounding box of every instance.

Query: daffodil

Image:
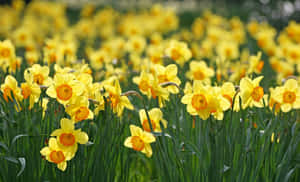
[124,125,156,157]
[105,80,134,117]
[25,64,53,86]
[239,76,268,109]
[65,96,94,123]
[21,72,41,109]
[186,60,214,84]
[46,73,84,105]
[126,36,146,55]
[273,79,300,112]
[152,64,181,94]
[139,108,167,132]
[165,40,192,66]
[40,138,71,171]
[1,75,23,103]
[181,81,231,120]
[50,118,89,159]
[247,52,264,75]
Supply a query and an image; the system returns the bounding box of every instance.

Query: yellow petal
[124,137,133,148]
[46,85,56,98]
[57,161,67,171]
[139,109,147,122]
[129,125,143,136]
[181,94,193,104]
[40,147,50,156]
[143,143,153,158]
[50,129,62,137]
[284,79,298,91]
[150,108,162,121]
[166,64,177,76]
[253,76,264,86]
[141,132,156,143]
[281,103,292,112]
[60,118,74,131]
[75,131,89,144]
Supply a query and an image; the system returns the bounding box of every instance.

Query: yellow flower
[89,49,110,70]
[181,81,231,120]
[239,76,268,109]
[46,73,84,105]
[186,60,214,84]
[0,75,23,103]
[50,118,89,159]
[105,80,134,117]
[139,108,167,132]
[268,87,281,114]
[165,40,191,66]
[126,36,146,55]
[146,45,164,65]
[40,138,70,171]
[152,64,181,94]
[124,125,156,157]
[21,72,41,109]
[0,40,15,62]
[25,64,53,86]
[133,71,154,98]
[216,41,239,60]
[247,52,264,75]
[273,79,300,112]
[65,96,94,123]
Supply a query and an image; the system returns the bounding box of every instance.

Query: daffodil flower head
[273,79,300,112]
[124,125,156,157]
[139,108,167,132]
[105,80,134,117]
[46,73,84,105]
[65,96,94,123]
[40,137,71,171]
[25,64,53,86]
[240,76,268,109]
[51,118,89,159]
[1,75,23,103]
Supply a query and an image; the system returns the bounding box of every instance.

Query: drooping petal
[57,161,67,171]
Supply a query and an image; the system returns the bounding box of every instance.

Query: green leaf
[0,142,8,152]
[11,134,29,147]
[4,156,18,164]
[17,157,26,177]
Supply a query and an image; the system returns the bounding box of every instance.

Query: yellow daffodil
[124,125,156,157]
[65,96,94,123]
[247,52,264,75]
[105,80,134,117]
[273,79,300,112]
[40,137,71,171]
[239,76,268,109]
[186,60,214,84]
[181,81,231,120]
[139,108,167,132]
[165,40,191,66]
[126,36,146,55]
[21,72,41,109]
[46,73,84,105]
[25,64,53,86]
[50,118,89,159]
[1,75,23,103]
[152,64,181,94]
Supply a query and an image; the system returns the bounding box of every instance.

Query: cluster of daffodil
[248,20,300,83]
[0,0,300,172]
